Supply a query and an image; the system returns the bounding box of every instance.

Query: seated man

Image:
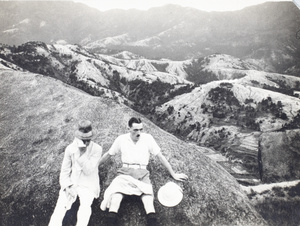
[49,120,102,226]
[99,117,188,226]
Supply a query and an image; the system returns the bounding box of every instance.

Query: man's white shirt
[108,133,161,165]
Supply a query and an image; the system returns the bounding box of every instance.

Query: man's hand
[172,173,188,182]
[65,185,77,201]
[156,153,189,182]
[79,147,87,157]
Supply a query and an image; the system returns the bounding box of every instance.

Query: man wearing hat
[49,120,102,226]
[99,117,188,226]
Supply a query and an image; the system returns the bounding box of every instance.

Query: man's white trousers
[48,187,94,226]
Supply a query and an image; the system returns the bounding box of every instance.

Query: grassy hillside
[0,69,266,225]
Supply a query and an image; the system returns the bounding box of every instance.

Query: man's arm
[98,151,113,166]
[156,152,188,181]
[59,146,77,201]
[98,136,120,166]
[59,146,74,190]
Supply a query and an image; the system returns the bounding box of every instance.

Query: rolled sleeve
[108,136,121,156]
[148,134,161,156]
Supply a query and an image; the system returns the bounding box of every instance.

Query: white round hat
[157,182,183,207]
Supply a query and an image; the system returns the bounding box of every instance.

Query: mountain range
[1,1,300,225]
[1,1,300,74]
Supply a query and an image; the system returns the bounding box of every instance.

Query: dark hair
[128,117,142,127]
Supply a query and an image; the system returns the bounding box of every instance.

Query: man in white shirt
[99,117,188,226]
[49,120,102,226]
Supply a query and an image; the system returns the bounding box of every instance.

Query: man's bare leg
[141,194,158,226]
[106,193,124,226]
[109,193,124,213]
[141,194,155,214]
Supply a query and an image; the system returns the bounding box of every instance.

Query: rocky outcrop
[242,180,300,226]
[0,70,266,225]
[259,130,300,183]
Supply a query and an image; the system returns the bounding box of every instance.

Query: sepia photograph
[0,0,299,225]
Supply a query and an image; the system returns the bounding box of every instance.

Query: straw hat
[157,182,183,207]
[75,120,94,140]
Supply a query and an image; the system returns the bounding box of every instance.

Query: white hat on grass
[157,182,183,207]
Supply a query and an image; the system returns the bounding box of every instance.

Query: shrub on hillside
[208,86,240,106]
[185,57,219,84]
[287,182,300,197]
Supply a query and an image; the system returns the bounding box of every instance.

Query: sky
[74,0,293,12]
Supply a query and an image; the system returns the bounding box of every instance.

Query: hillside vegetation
[0,42,193,114]
[152,78,300,183]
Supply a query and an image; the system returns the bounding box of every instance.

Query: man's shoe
[106,212,118,226]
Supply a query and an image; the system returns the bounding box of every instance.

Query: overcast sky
[75,0,293,11]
